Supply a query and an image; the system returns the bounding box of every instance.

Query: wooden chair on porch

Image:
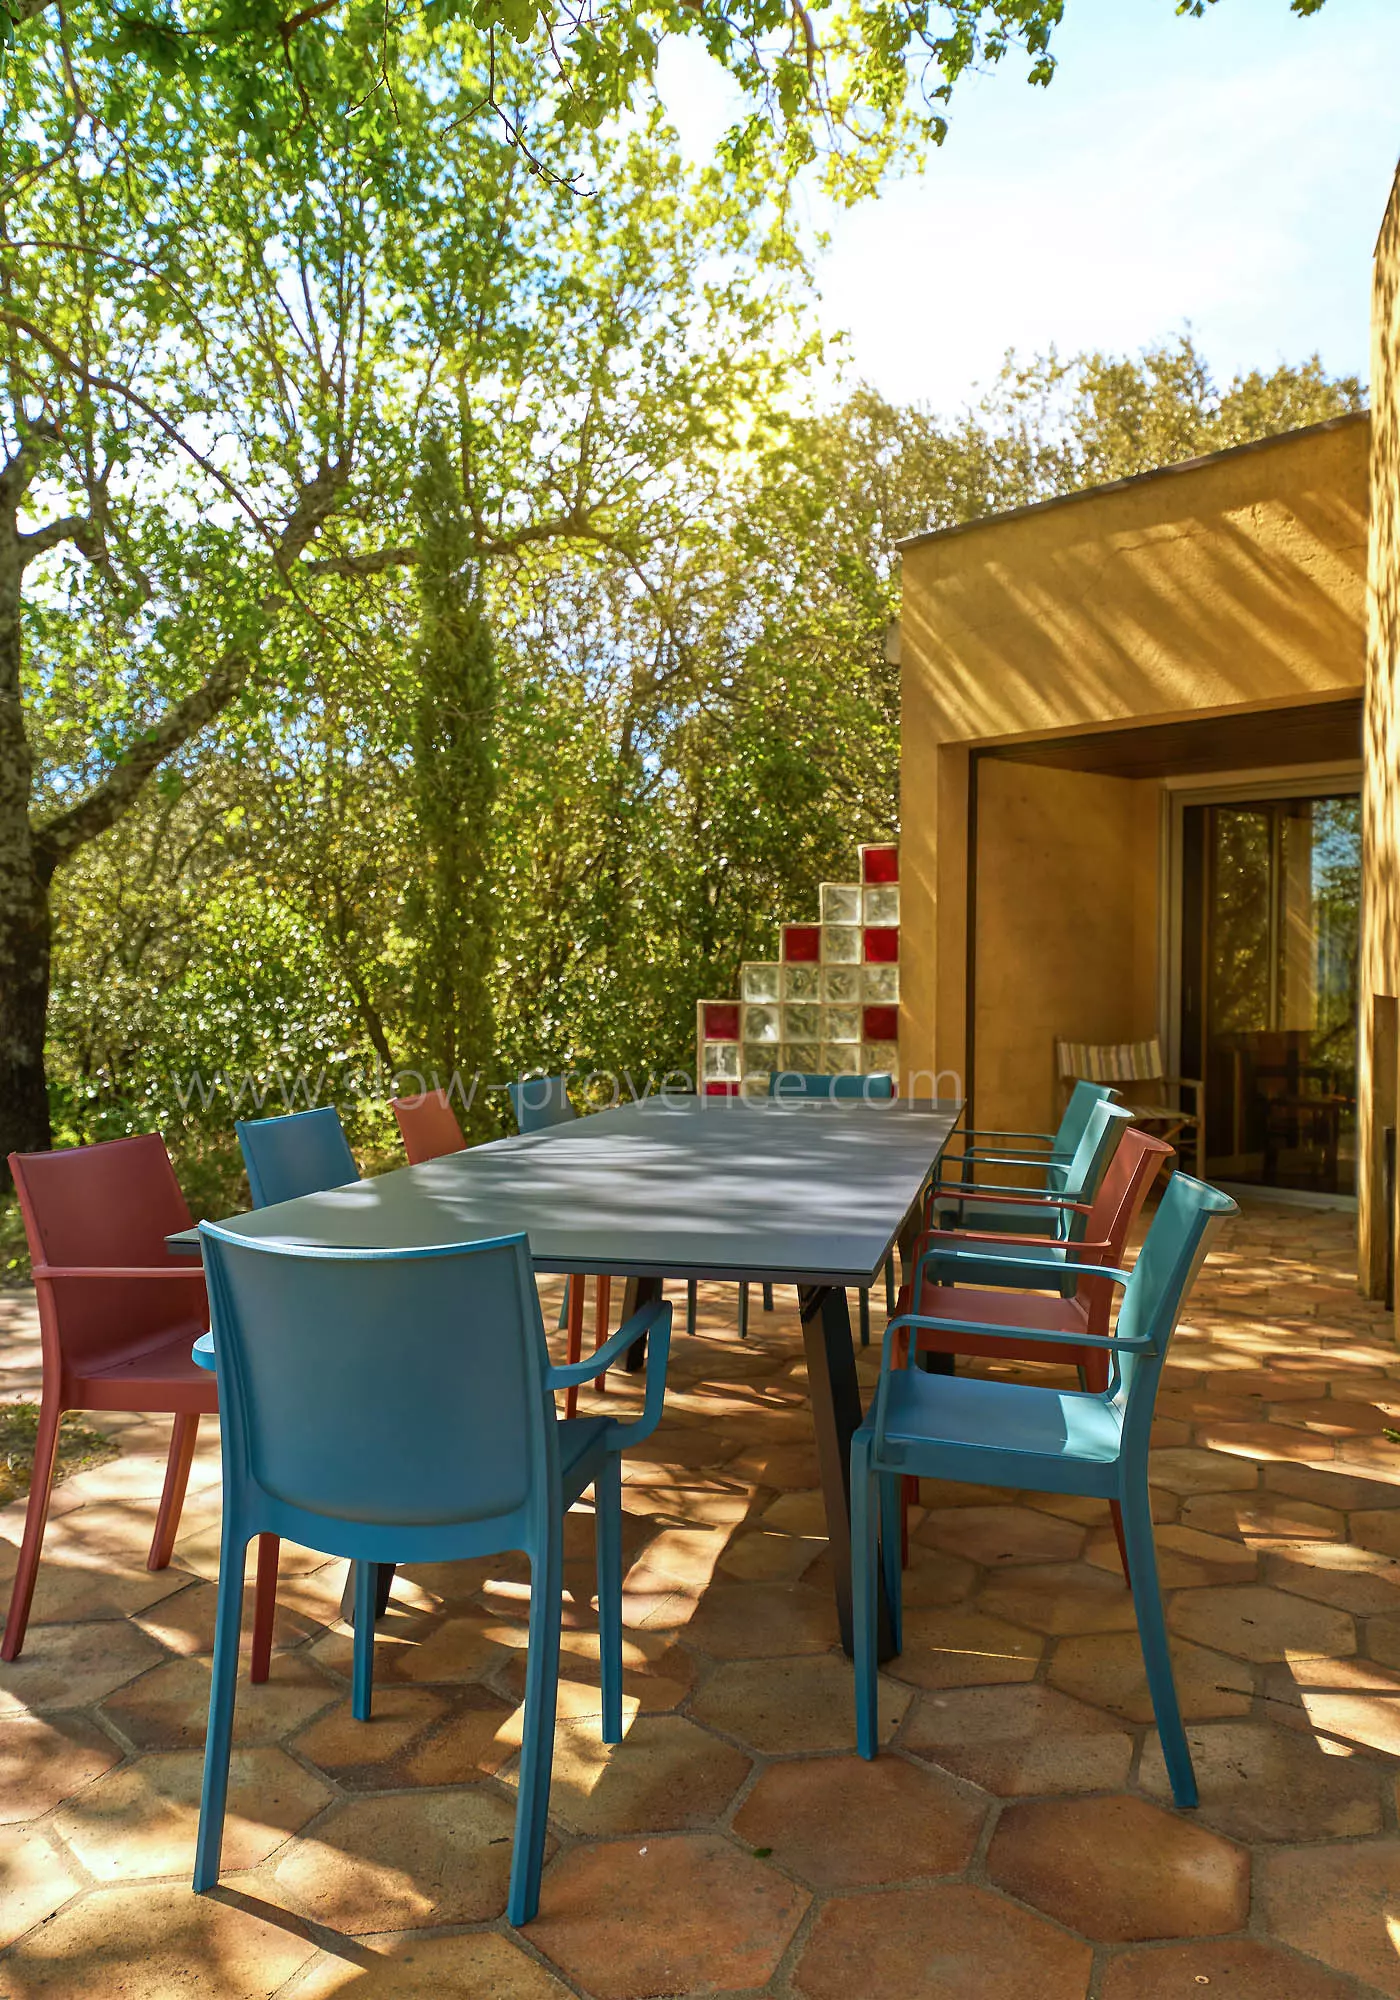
[1055,1037,1202,1175]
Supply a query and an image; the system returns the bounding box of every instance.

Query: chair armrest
[192,1332,216,1372]
[958,1127,1056,1145]
[1161,1076,1203,1092]
[936,1151,1057,1173]
[922,1229,1115,1252]
[913,1250,1134,1293]
[589,1303,675,1448]
[547,1298,672,1397]
[885,1293,1146,1358]
[934,1189,1090,1211]
[34,1264,206,1281]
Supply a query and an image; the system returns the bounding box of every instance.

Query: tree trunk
[0,529,51,1179]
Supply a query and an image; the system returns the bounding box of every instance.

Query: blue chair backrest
[769,1072,896,1101]
[1053,1080,1120,1163]
[236,1107,359,1210]
[1057,1101,1132,1237]
[199,1226,555,1531]
[1112,1173,1237,1456]
[508,1075,578,1135]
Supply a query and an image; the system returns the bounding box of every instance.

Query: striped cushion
[1055,1038,1164,1085]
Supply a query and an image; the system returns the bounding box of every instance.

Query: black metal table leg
[621,1272,663,1369]
[798,1283,896,1663]
[340,1559,395,1624]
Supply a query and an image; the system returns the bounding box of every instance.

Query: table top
[174,1096,961,1289]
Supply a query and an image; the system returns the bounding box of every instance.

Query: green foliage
[0,1403,117,1505]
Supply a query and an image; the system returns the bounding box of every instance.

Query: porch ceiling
[978,695,1363,782]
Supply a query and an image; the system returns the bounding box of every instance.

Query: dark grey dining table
[173,1093,961,1658]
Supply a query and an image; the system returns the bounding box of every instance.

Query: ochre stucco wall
[899,415,1371,1137]
[1360,165,1400,1300]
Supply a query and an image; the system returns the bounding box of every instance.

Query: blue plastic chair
[937,1078,1118,1196]
[852,1170,1237,1807]
[508,1075,578,1135]
[928,1096,1131,1260]
[191,1225,672,1925]
[235,1106,359,1210]
[754,1072,897,1345]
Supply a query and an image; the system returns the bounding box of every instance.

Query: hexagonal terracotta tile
[716,1528,825,1582]
[0,1713,120,1824]
[732,1753,984,1888]
[679,1581,838,1658]
[0,1619,167,1714]
[294,1930,574,1998]
[1138,1718,1384,1842]
[1180,1489,1345,1543]
[1259,1839,1400,1997]
[52,1746,332,1879]
[1047,1631,1253,1722]
[1269,1461,1400,1513]
[495,1624,696,1717]
[0,1544,189,1631]
[0,1823,81,1949]
[689,1653,909,1754]
[517,1714,751,1835]
[1195,1420,1335,1464]
[885,1608,1043,1691]
[792,1882,1092,2000]
[1264,1541,1400,1615]
[1351,1508,1400,1560]
[977,1562,1139,1636]
[98,1651,340,1749]
[1085,1525,1257,1589]
[1147,1448,1259,1496]
[916,1504,1084,1568]
[0,1878,318,1995]
[531,1833,809,1999]
[132,1576,324,1660]
[1169,1584,1355,1663]
[986,1794,1249,1941]
[1100,1937,1359,2000]
[903,1682,1133,1796]
[1261,1655,1400,1757]
[268,1786,524,1930]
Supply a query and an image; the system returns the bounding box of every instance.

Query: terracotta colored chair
[2,1135,277,1673]
[391,1089,466,1166]
[897,1126,1175,1571]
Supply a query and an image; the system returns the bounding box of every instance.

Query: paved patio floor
[2,1199,1400,1998]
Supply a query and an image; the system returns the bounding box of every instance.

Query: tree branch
[304,544,418,577]
[17,513,92,559]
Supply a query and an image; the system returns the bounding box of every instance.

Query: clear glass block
[862,963,900,1003]
[779,1043,821,1074]
[821,965,860,1004]
[823,1043,860,1075]
[783,1003,821,1041]
[823,926,860,964]
[743,1042,778,1074]
[783,964,821,1000]
[864,1041,900,1074]
[864,885,900,926]
[742,1004,780,1044]
[827,1006,861,1044]
[820,882,862,926]
[740,1073,769,1097]
[741,962,782,1004]
[702,1041,740,1081]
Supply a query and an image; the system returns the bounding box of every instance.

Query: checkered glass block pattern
[697,844,900,1096]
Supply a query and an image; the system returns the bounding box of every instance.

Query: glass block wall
[696,843,900,1096]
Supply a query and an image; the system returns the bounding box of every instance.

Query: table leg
[798,1284,895,1663]
[340,1560,394,1625]
[621,1273,663,1370]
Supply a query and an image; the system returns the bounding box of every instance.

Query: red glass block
[863,1005,899,1043]
[702,1002,741,1041]
[704,1080,740,1096]
[863,926,899,964]
[782,925,822,963]
[861,844,899,885]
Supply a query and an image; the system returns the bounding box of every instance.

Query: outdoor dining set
[1,1071,1233,1927]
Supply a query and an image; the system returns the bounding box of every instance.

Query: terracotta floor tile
[1258,1839,1400,1997]
[716,1528,825,1582]
[52,1745,332,1879]
[977,1561,1139,1635]
[495,1626,696,1718]
[792,1882,1092,2000]
[724,1442,821,1489]
[1271,1396,1399,1437]
[0,1713,120,1823]
[131,1576,324,1661]
[902,1682,1132,1795]
[760,1489,830,1538]
[0,1547,190,1631]
[689,1653,909,1754]
[679,1581,837,1658]
[293,1930,575,1998]
[986,1793,1250,1941]
[732,1753,984,1888]
[1138,1717,1384,1842]
[1147,1448,1260,1496]
[517,1713,751,1835]
[1261,1655,1400,1757]
[1365,1611,1400,1670]
[886,1606,1044,1691]
[268,1786,524,1931]
[1100,1936,1361,2000]
[916,1504,1084,1567]
[292,1683,518,1789]
[1337,1437,1400,1480]
[0,1879,318,1996]
[98,1651,340,1750]
[1179,1489,1346,1543]
[1350,1509,1400,1560]
[0,1823,81,1950]
[1194,1420,1336,1464]
[892,1547,980,1608]
[1169,1583,1356,1664]
[531,1833,808,1999]
[0,1620,168,1714]
[1264,1542,1400,1616]
[1047,1631,1254,1722]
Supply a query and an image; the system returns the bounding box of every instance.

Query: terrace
[2,1196,1398,1999]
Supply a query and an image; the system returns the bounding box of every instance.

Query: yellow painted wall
[1361,165,1400,1299]
[900,416,1370,1136]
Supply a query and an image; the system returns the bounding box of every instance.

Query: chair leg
[351,1560,375,1722]
[556,1275,570,1332]
[148,1412,200,1571]
[900,1474,919,1569]
[193,1522,247,1891]
[593,1275,612,1392]
[762,1283,774,1312]
[0,1394,65,1662]
[594,1457,624,1745]
[884,1256,895,1314]
[879,1473,903,1656]
[686,1279,697,1337]
[1120,1487,1197,1808]
[508,1528,563,1927]
[737,1283,749,1338]
[564,1269,586,1421]
[1108,1500,1130,1583]
[249,1534,281,1684]
[851,1436,881,1760]
[859,1288,871,1347]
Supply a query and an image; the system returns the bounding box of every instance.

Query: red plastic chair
[2,1135,279,1675]
[897,1127,1175,1570]
[390,1090,466,1167]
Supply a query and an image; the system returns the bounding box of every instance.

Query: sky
[658,0,1400,413]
